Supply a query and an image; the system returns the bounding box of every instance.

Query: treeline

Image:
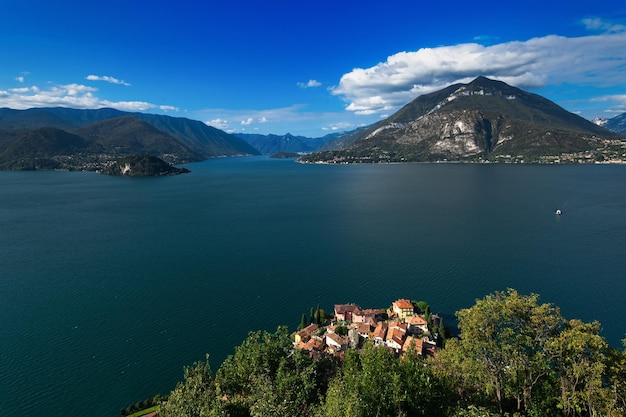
[158,289,626,417]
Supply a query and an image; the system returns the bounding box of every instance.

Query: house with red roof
[407,314,429,335]
[372,322,388,346]
[294,323,318,345]
[392,299,415,320]
[352,308,382,324]
[334,304,361,322]
[326,332,348,353]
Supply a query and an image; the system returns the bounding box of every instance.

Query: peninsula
[100,155,190,176]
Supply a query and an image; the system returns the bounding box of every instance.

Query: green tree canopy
[435,289,564,414]
[160,355,220,417]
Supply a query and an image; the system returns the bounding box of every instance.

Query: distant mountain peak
[603,112,626,133]
[468,75,504,86]
[593,117,609,127]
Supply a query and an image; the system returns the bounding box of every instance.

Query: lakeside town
[294,299,444,358]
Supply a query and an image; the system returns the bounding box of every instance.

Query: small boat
[555,209,562,215]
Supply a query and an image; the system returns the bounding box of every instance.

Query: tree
[546,319,616,416]
[299,313,307,330]
[318,308,327,324]
[160,355,219,417]
[436,289,564,415]
[606,338,626,414]
[319,342,450,417]
[436,317,446,344]
[215,326,333,417]
[216,327,293,398]
[414,300,430,315]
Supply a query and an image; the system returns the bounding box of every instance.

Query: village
[293,299,443,358]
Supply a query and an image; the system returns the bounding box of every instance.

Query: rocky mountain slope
[300,77,622,163]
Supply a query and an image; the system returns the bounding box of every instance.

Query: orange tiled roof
[326,332,347,348]
[360,308,382,316]
[408,315,427,325]
[334,304,362,314]
[386,327,407,342]
[297,323,318,336]
[393,299,414,310]
[372,322,388,339]
[301,337,324,351]
[403,336,424,353]
[355,323,371,334]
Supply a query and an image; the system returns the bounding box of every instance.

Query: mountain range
[1,78,625,170]
[235,132,340,155]
[299,77,624,163]
[0,107,259,170]
[594,113,626,134]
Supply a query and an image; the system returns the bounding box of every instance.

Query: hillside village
[294,299,443,358]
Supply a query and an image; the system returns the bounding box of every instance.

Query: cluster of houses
[294,299,439,358]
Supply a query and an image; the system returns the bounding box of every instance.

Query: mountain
[316,126,370,151]
[0,107,260,170]
[235,132,338,155]
[0,107,127,130]
[604,113,626,134]
[75,116,200,163]
[133,113,259,158]
[299,77,622,163]
[0,127,103,170]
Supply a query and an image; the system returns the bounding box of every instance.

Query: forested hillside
[153,289,626,417]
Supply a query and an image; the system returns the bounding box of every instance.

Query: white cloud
[159,105,179,112]
[592,94,626,114]
[0,82,172,112]
[240,116,268,126]
[205,118,230,130]
[581,18,626,33]
[86,74,131,86]
[102,100,153,111]
[15,72,29,83]
[473,35,500,43]
[193,104,375,137]
[332,27,626,115]
[297,79,322,88]
[10,87,31,93]
[322,121,356,132]
[63,83,98,95]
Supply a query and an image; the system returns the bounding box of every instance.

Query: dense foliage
[159,289,626,417]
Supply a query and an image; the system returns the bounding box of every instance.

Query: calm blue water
[1,157,625,417]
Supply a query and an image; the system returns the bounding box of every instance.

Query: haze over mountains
[0,77,625,170]
[234,132,340,156]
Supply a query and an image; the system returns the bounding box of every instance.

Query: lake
[1,157,625,417]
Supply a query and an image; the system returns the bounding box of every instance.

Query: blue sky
[1,0,625,137]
